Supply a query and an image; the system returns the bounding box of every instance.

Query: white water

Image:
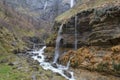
[70,0,74,8]
[30,46,75,80]
[44,1,48,10]
[53,24,63,63]
[74,16,77,50]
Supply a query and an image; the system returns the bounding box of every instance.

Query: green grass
[0,64,30,80]
[0,64,11,74]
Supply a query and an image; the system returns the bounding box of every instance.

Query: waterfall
[29,46,75,80]
[29,23,76,80]
[74,16,77,50]
[44,1,47,10]
[53,24,63,63]
[70,0,74,8]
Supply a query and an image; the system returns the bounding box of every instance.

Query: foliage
[97,62,109,72]
[112,62,120,71]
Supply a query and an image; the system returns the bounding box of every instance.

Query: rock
[45,56,53,62]
[63,70,72,78]
[8,62,14,66]
[33,60,40,65]
[0,59,8,63]
[32,66,39,71]
[3,0,72,28]
[32,74,37,80]
[52,3,120,47]
[33,53,39,56]
[13,49,19,54]
[51,63,58,68]
[37,56,41,58]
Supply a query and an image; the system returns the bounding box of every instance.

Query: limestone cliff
[2,0,73,28]
[48,0,120,76]
[53,0,120,47]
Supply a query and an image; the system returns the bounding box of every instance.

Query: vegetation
[0,2,39,80]
[60,45,120,75]
[55,0,120,23]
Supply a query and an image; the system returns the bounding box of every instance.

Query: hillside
[0,1,69,80]
[0,0,120,80]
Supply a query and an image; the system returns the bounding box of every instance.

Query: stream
[29,46,75,80]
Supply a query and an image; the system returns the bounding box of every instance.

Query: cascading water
[70,0,74,8]
[44,1,48,10]
[28,23,76,80]
[66,57,73,70]
[53,24,63,63]
[29,46,75,80]
[74,16,78,50]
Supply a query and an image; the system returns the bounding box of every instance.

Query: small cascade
[66,56,74,70]
[29,46,75,80]
[28,23,76,80]
[74,16,78,50]
[70,0,74,8]
[44,1,47,10]
[53,24,63,63]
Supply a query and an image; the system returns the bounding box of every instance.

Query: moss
[46,33,57,46]
[55,0,119,23]
[0,64,29,80]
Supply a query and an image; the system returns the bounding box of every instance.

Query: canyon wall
[47,0,120,76]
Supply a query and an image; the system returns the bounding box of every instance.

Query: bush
[112,63,120,71]
[97,62,109,72]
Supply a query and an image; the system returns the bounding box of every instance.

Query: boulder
[63,70,72,78]
[51,63,58,68]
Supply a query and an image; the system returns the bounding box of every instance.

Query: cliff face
[52,0,120,47]
[48,0,120,76]
[2,0,72,25]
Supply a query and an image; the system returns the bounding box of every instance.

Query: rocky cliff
[53,0,120,47]
[2,0,73,28]
[48,0,120,77]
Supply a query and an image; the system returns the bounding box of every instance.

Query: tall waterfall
[70,0,74,8]
[53,24,63,63]
[44,1,48,10]
[29,23,76,80]
[74,16,78,50]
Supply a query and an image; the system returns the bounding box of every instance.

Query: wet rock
[45,56,53,62]
[52,4,120,47]
[37,56,41,58]
[29,53,34,57]
[13,49,19,54]
[51,63,58,68]
[63,70,72,78]
[34,53,39,56]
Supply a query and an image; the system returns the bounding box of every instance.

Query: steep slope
[2,0,72,28]
[0,1,41,54]
[0,1,67,80]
